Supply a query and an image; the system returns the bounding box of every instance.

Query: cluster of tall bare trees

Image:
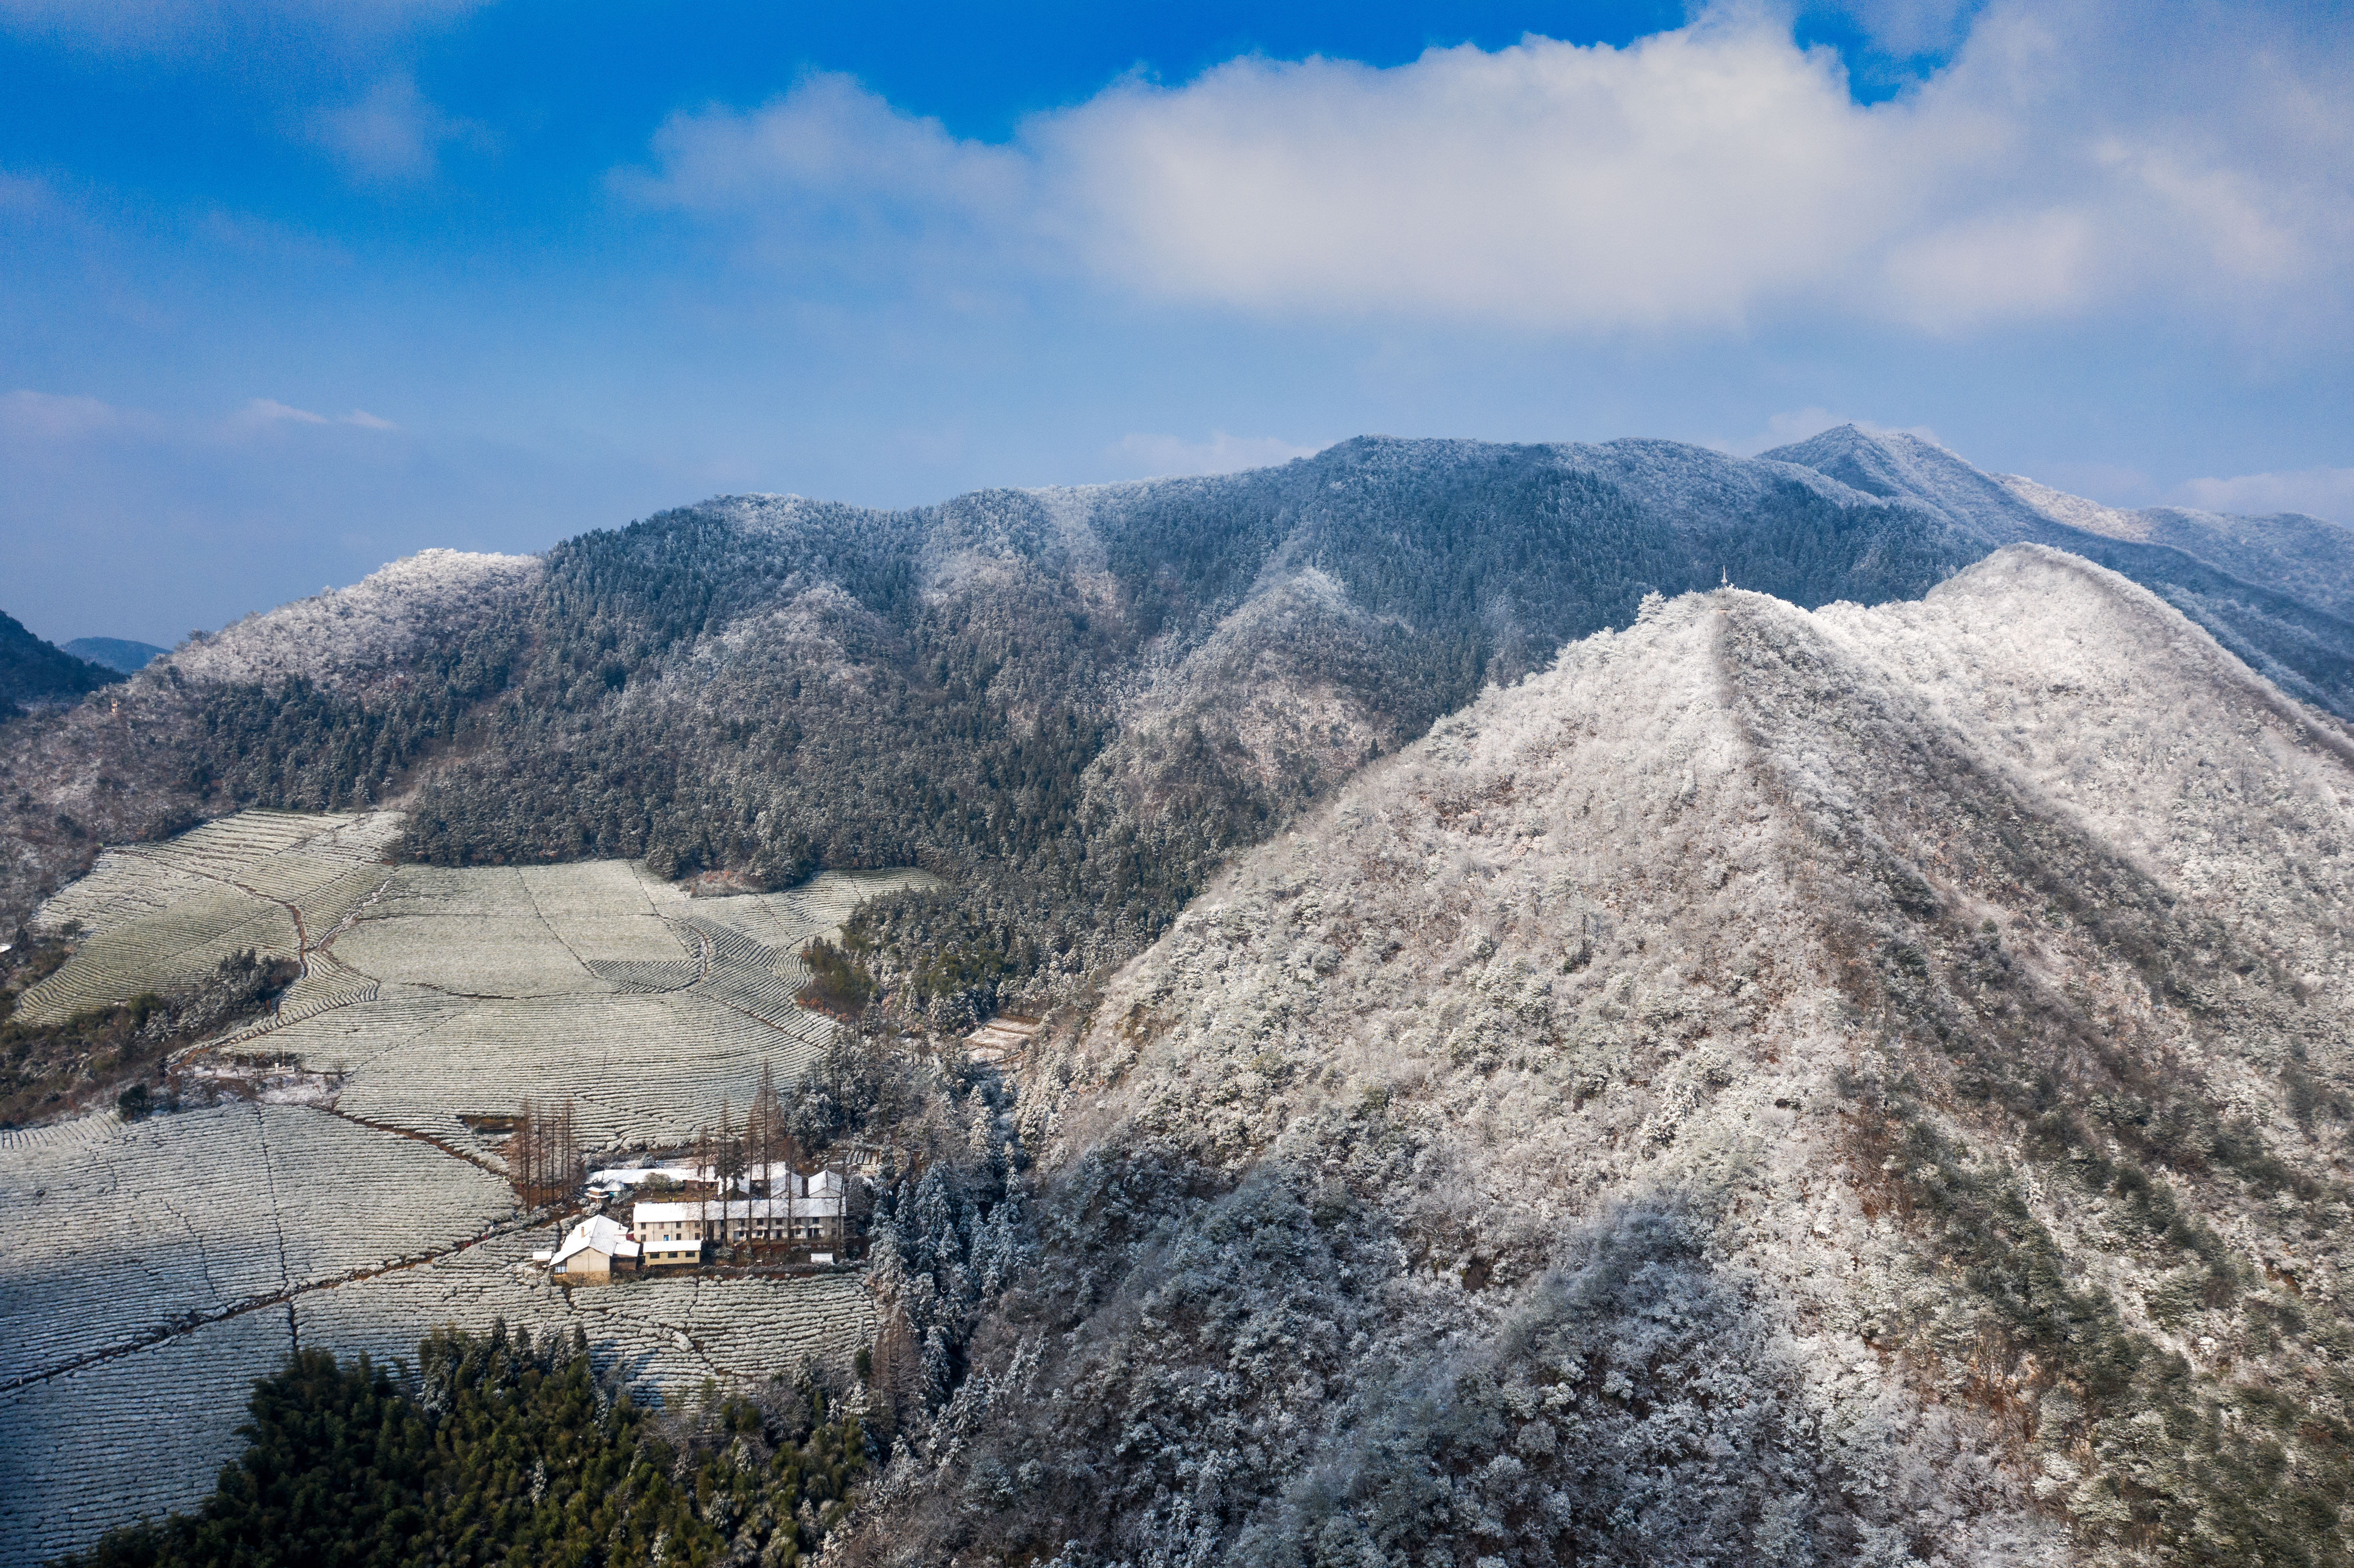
[508,1097,582,1208]
[689,1061,856,1254]
[504,1064,864,1250]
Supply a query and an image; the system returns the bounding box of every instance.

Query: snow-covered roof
[590,1162,855,1195]
[585,1160,699,1188]
[551,1214,639,1268]
[634,1201,706,1225]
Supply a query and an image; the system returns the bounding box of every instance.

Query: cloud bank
[627,1,2353,339]
[2174,468,2354,526]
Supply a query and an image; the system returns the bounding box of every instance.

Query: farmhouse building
[548,1215,639,1282]
[642,1233,705,1268]
[634,1172,847,1254]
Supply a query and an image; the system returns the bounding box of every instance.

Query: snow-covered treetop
[162,548,541,688]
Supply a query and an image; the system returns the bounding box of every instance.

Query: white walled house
[548,1215,640,1283]
[633,1176,847,1258]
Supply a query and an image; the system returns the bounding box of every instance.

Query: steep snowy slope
[1767,427,2354,719]
[854,548,2354,1567]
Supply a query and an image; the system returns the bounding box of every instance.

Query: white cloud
[1112,431,1324,477]
[6,391,402,446]
[0,389,121,439]
[1879,208,2098,333]
[625,1,2354,339]
[633,73,1024,222]
[621,72,1032,286]
[232,399,398,434]
[308,74,481,182]
[237,397,330,428]
[2170,468,2354,524]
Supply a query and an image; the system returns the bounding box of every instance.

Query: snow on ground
[26,814,925,1146]
[0,1305,293,1564]
[299,1230,873,1402]
[20,811,403,1027]
[162,550,541,689]
[0,1101,512,1388]
[1993,473,2153,541]
[4,824,916,1562]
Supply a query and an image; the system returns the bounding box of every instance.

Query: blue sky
[3,0,2350,647]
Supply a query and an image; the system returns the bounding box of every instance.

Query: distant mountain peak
[0,611,119,715]
[1760,423,2016,518]
[60,637,168,675]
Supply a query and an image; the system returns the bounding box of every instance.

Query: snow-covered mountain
[7,427,2354,1565]
[854,545,2354,1566]
[6,429,2349,975]
[1766,430,2354,627]
[1765,427,2354,714]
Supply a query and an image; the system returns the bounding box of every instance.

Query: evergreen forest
[53,1326,866,1568]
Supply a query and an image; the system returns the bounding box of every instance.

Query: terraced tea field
[3,812,931,1565]
[297,1232,876,1404]
[0,1102,513,1391]
[0,1301,296,1562]
[20,810,402,1027]
[27,812,937,1144]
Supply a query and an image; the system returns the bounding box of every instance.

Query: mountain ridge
[1763,428,2354,716]
[7,429,2350,1008]
[8,430,2354,1564]
[58,639,168,677]
[841,544,2354,1565]
[0,613,119,719]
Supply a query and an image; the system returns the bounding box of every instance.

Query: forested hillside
[6,431,2350,1029]
[0,613,117,717]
